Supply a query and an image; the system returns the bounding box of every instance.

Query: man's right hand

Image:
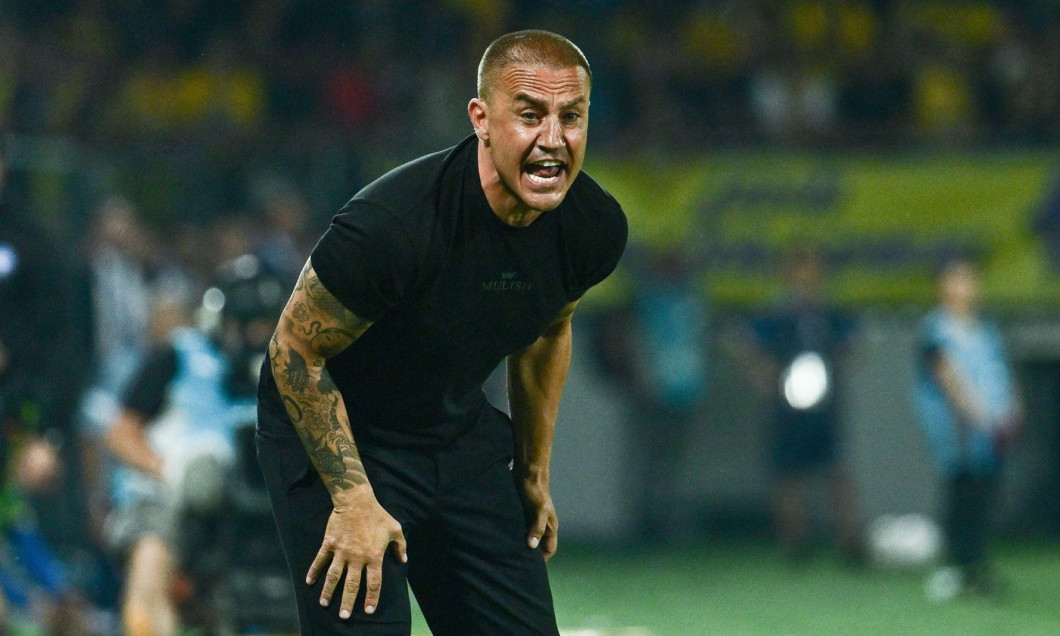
[306,487,407,619]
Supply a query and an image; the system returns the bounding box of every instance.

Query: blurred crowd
[3,0,1060,155]
[1,142,315,632]
[4,0,1060,240]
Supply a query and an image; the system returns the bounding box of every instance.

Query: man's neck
[477,143,544,228]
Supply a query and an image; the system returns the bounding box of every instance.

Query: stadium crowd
[3,0,1060,229]
[3,0,1060,152]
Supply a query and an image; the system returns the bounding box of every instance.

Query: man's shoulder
[351,135,476,214]
[566,170,623,215]
[561,170,627,241]
[918,309,955,344]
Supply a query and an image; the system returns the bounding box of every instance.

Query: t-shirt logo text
[482,271,533,291]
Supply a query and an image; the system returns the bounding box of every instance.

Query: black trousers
[944,468,999,569]
[255,408,559,636]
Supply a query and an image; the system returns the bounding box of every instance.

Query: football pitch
[408,538,1060,636]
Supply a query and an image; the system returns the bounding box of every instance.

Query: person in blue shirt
[101,255,286,636]
[914,258,1022,599]
[594,245,710,545]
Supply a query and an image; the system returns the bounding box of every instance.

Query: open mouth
[524,160,565,186]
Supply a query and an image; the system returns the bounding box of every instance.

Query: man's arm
[105,345,178,481]
[269,261,406,619]
[930,352,983,459]
[506,300,577,561]
[105,410,164,479]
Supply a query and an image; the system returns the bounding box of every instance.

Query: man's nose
[538,117,562,149]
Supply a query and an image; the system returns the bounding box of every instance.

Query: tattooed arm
[506,300,578,562]
[269,261,407,619]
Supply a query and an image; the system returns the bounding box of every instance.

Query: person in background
[77,196,158,440]
[594,245,710,545]
[0,146,98,635]
[0,417,91,635]
[100,255,285,636]
[729,247,862,564]
[253,178,317,288]
[914,258,1022,600]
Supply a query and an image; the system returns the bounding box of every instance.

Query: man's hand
[269,261,404,617]
[14,436,61,494]
[307,488,407,619]
[507,301,575,564]
[517,475,558,561]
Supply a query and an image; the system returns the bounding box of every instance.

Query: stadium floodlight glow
[231,253,261,278]
[781,351,830,410]
[202,286,226,313]
[0,243,17,279]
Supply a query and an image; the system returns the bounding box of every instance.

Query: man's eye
[520,112,540,122]
[562,112,581,123]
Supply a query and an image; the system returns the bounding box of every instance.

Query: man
[731,248,861,563]
[257,30,627,635]
[914,258,1021,600]
[593,245,710,545]
[103,255,285,636]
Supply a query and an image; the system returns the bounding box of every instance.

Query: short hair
[937,255,978,281]
[477,30,592,100]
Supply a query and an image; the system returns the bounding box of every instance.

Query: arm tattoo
[306,273,356,322]
[270,264,373,494]
[283,348,311,393]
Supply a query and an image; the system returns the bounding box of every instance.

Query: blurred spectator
[210,212,257,269]
[594,246,711,545]
[99,255,286,636]
[1032,168,1060,268]
[0,145,101,635]
[251,177,317,287]
[913,258,1022,601]
[77,196,157,439]
[0,149,87,470]
[728,247,862,564]
[0,432,99,635]
[910,48,977,141]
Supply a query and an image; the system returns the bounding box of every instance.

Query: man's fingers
[312,517,405,619]
[306,540,333,585]
[338,564,363,619]
[527,515,546,549]
[391,531,408,563]
[541,525,558,561]
[320,559,347,608]
[362,560,383,615]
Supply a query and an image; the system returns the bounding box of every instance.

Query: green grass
[411,539,1060,635]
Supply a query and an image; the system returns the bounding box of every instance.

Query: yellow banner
[586,152,1060,310]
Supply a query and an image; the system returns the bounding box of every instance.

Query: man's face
[470,64,590,218]
[941,263,980,311]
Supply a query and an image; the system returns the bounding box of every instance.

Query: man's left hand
[517,477,558,561]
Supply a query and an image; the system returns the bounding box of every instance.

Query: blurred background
[3,1,1060,634]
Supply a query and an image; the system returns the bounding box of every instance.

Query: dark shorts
[255,406,559,636]
[771,407,838,476]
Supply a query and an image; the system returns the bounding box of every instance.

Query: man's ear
[468,98,489,143]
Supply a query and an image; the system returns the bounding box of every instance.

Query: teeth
[537,160,562,167]
[527,173,559,184]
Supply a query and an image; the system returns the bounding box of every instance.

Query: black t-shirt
[258,135,627,447]
[122,345,179,420]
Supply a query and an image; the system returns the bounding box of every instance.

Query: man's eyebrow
[513,92,588,110]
